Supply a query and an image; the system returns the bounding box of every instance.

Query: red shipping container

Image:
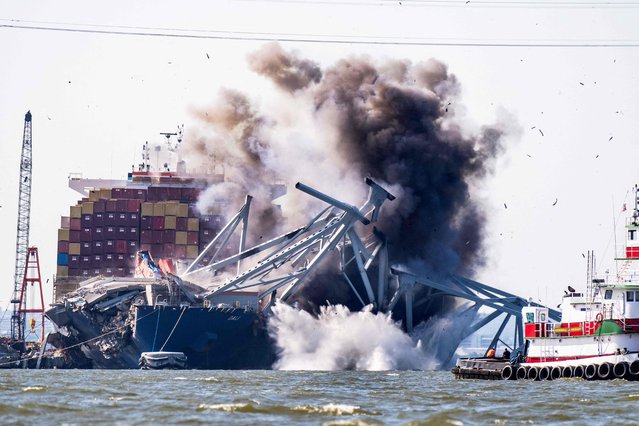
[102,267,114,276]
[187,231,198,245]
[152,230,164,244]
[163,230,176,243]
[174,244,186,259]
[176,217,188,231]
[163,243,175,257]
[80,242,92,255]
[167,187,181,200]
[151,216,165,230]
[93,212,105,226]
[122,188,133,199]
[106,199,118,212]
[112,188,124,199]
[92,240,104,254]
[141,230,153,244]
[140,243,152,252]
[147,187,159,202]
[81,228,92,242]
[151,244,164,258]
[115,267,127,277]
[115,240,127,254]
[133,189,147,200]
[127,199,141,213]
[69,230,81,242]
[70,217,81,231]
[93,200,106,213]
[58,241,69,253]
[141,216,152,230]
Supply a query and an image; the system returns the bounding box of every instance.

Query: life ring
[595,312,603,323]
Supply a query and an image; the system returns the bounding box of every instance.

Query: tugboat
[453,184,639,381]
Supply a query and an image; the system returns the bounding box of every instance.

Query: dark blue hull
[132,305,275,369]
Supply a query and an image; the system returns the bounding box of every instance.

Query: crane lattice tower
[11,111,33,341]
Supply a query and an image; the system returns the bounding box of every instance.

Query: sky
[1,0,639,315]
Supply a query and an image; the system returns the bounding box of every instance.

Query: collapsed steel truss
[181,178,559,356]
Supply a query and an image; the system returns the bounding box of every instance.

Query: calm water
[1,369,639,425]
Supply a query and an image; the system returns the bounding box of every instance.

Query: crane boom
[11,111,33,341]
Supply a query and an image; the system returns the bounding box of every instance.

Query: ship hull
[47,303,276,369]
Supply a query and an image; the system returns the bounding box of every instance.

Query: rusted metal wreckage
[43,178,552,369]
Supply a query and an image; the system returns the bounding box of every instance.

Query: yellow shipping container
[175,231,187,245]
[141,202,154,217]
[57,265,69,277]
[99,188,112,200]
[186,245,199,259]
[153,202,165,216]
[177,203,189,217]
[165,201,179,216]
[89,190,100,202]
[69,243,81,255]
[187,218,199,231]
[82,201,94,214]
[58,228,70,241]
[70,205,82,218]
[165,216,177,230]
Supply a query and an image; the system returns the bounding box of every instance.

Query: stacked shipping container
[56,183,222,284]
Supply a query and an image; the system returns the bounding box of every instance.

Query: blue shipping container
[57,253,69,266]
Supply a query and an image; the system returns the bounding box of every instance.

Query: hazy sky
[2,0,639,311]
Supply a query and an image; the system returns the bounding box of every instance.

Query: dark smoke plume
[183,43,505,311]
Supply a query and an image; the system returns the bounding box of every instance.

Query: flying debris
[539,129,544,136]
[596,154,599,158]
[579,82,584,86]
[552,198,558,206]
[526,154,532,158]
[206,53,210,59]
[609,136,613,141]
[568,285,576,293]
[504,203,508,209]
[582,253,586,258]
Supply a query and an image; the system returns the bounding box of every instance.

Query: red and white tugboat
[454,185,639,381]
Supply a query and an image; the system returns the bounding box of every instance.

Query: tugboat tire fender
[613,361,628,379]
[597,362,613,380]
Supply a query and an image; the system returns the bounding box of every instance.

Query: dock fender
[550,366,562,380]
[613,361,628,379]
[561,365,573,378]
[629,359,639,377]
[597,362,613,380]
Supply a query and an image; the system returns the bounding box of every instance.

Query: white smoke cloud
[267,302,437,370]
